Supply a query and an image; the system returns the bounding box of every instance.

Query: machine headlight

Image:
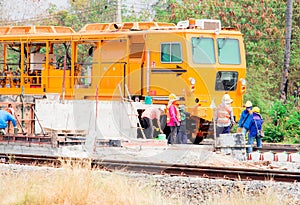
[240,78,246,85]
[189,77,196,85]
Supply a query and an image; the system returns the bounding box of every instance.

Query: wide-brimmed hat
[158,106,165,111]
[245,101,252,107]
[168,93,177,101]
[222,94,233,104]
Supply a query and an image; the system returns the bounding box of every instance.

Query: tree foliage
[44,0,119,31]
[263,99,300,143]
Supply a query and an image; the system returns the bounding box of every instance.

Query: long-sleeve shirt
[167,104,180,127]
[141,107,161,120]
[238,109,253,130]
[214,102,234,127]
[0,110,16,129]
[249,113,263,137]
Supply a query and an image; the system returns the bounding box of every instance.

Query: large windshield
[215,71,238,91]
[191,37,215,64]
[217,38,241,64]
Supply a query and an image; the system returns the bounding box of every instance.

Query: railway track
[0,153,299,183]
[202,141,300,153]
[254,143,300,153]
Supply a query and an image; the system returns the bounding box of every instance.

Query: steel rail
[0,153,297,183]
[94,160,300,183]
[254,144,300,153]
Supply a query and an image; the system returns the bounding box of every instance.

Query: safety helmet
[222,94,233,104]
[158,106,165,111]
[245,101,252,107]
[252,106,260,113]
[168,93,177,101]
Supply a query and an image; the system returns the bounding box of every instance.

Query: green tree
[42,0,118,31]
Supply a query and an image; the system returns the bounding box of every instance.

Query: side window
[161,42,182,63]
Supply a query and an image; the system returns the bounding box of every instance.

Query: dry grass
[0,161,294,205]
[0,161,178,205]
[205,184,292,205]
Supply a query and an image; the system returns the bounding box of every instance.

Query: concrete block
[248,151,261,162]
[288,153,300,162]
[218,133,245,147]
[260,151,274,161]
[231,148,247,161]
[219,147,246,161]
[274,152,289,162]
[36,100,138,140]
[121,139,168,147]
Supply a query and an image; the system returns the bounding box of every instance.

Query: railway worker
[247,106,264,153]
[237,101,253,138]
[0,108,17,135]
[141,106,165,139]
[214,94,235,137]
[166,93,181,144]
[5,104,15,133]
[5,104,15,115]
[177,105,187,144]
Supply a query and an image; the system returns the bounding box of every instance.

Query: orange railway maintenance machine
[0,19,247,142]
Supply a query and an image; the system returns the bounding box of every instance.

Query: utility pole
[280,0,293,103]
[116,0,122,22]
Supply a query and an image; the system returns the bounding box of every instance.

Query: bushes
[263,99,300,143]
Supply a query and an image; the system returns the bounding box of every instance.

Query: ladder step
[119,83,146,139]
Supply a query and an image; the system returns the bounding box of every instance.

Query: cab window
[161,42,182,63]
[215,71,238,91]
[191,37,215,64]
[217,38,241,64]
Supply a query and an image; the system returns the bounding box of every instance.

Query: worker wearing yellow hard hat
[247,106,264,153]
[166,93,180,144]
[168,93,177,101]
[252,106,260,113]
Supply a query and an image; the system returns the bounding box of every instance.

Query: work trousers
[143,117,154,139]
[168,126,178,144]
[247,135,262,153]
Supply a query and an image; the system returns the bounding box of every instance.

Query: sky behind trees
[1,0,157,22]
[1,0,68,21]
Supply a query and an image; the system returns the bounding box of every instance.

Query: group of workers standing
[214,94,264,153]
[140,92,264,151]
[140,93,186,144]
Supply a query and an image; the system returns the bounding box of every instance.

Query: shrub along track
[0,153,299,183]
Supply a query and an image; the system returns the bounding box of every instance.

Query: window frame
[160,42,182,63]
[215,71,239,91]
